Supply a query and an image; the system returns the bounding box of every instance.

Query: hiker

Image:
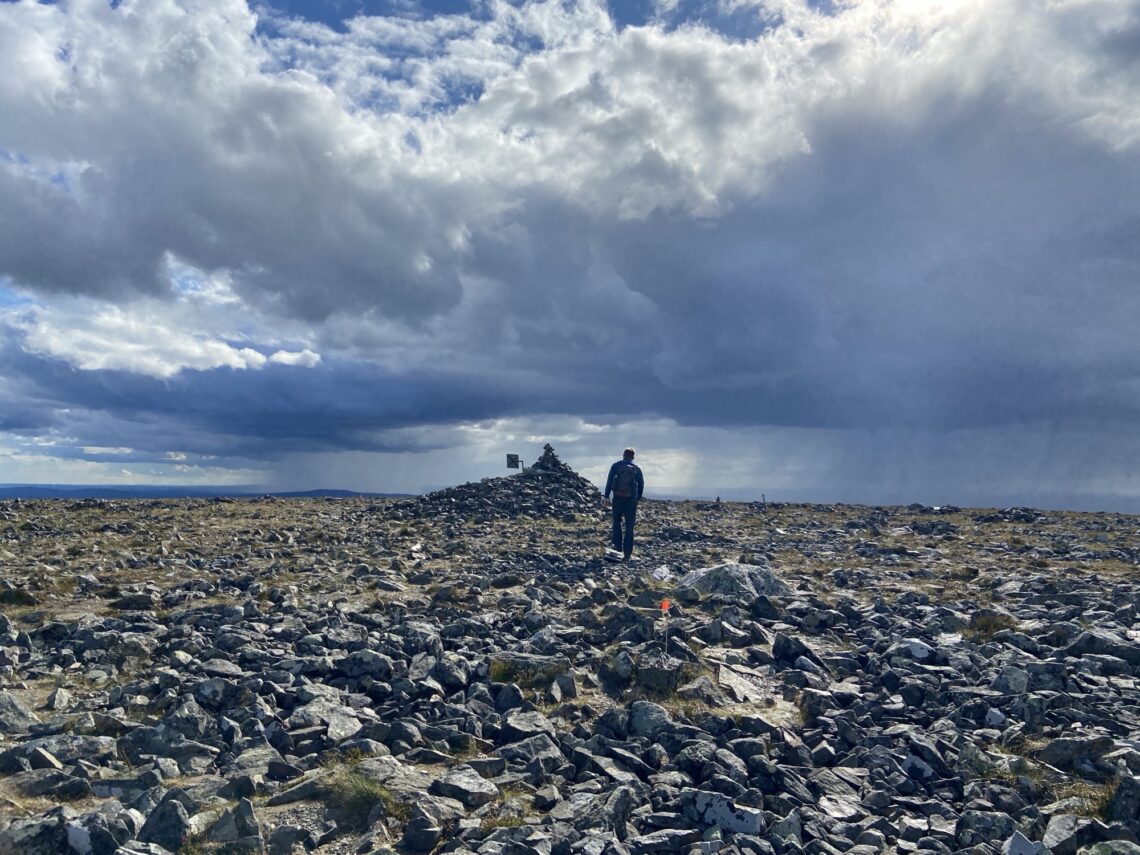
[603,447,644,561]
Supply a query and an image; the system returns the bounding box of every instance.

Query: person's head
[623,447,636,460]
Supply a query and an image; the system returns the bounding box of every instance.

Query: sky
[1,0,1139,509]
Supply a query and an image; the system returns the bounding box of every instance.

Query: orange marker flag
[661,599,670,613]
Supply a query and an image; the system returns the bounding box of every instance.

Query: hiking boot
[623,552,633,562]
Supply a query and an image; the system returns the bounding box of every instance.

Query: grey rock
[266,758,304,781]
[1062,630,1140,665]
[111,593,158,611]
[634,654,684,694]
[206,798,263,845]
[1043,815,1109,855]
[502,710,556,744]
[264,772,330,806]
[991,665,1030,694]
[335,649,395,680]
[817,794,862,821]
[402,815,442,852]
[228,743,285,776]
[771,633,826,669]
[325,709,363,743]
[1106,776,1140,825]
[117,726,220,774]
[1039,736,1115,770]
[676,563,789,602]
[769,810,802,844]
[497,733,565,771]
[402,794,465,851]
[0,689,40,732]
[465,756,507,778]
[885,637,937,662]
[579,750,638,784]
[495,682,526,712]
[27,747,63,771]
[66,804,141,855]
[137,799,192,852]
[628,701,672,741]
[600,649,637,688]
[193,677,254,712]
[680,788,764,834]
[10,468,1140,855]
[902,753,936,781]
[674,741,719,783]
[957,810,1016,848]
[674,675,728,707]
[431,764,498,807]
[45,687,72,711]
[571,785,635,839]
[0,814,71,855]
[1003,831,1049,854]
[267,824,316,855]
[534,785,561,811]
[353,756,434,798]
[5,768,91,799]
[625,828,700,853]
[162,698,211,741]
[200,658,245,678]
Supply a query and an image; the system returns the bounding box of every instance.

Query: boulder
[676,563,789,602]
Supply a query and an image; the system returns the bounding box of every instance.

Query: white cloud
[269,348,321,367]
[14,303,267,377]
[3,266,321,378]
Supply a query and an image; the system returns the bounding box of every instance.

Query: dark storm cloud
[0,343,529,459]
[452,118,1140,434]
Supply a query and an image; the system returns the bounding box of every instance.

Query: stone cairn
[387,444,602,521]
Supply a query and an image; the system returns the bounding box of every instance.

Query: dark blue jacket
[605,459,644,501]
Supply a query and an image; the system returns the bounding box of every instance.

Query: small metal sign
[506,454,520,469]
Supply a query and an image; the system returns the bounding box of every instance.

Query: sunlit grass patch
[320,769,409,830]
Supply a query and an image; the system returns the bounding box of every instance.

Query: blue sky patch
[0,279,33,309]
[252,0,774,39]
[257,0,480,33]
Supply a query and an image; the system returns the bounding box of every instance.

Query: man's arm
[636,466,645,501]
[603,462,617,499]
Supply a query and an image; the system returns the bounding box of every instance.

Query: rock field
[2,446,1140,855]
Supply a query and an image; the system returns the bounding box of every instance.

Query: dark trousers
[611,496,637,556]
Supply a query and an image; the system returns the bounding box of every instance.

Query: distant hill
[0,484,410,500]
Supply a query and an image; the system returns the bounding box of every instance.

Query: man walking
[603,447,644,561]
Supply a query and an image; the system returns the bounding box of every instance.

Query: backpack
[613,462,638,498]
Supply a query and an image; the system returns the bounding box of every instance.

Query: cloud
[82,446,135,456]
[269,348,321,367]
[0,436,264,486]
[0,0,1138,506]
[2,262,321,378]
[19,306,269,377]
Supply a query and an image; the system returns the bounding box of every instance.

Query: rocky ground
[2,445,1140,855]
